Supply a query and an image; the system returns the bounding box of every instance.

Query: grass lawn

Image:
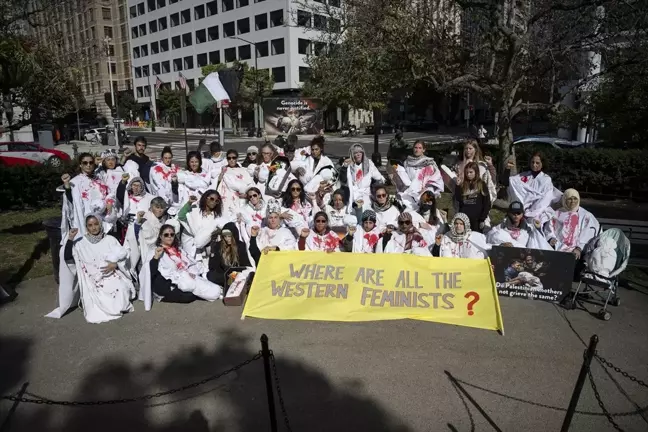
[0,207,60,285]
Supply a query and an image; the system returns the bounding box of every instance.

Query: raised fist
[300,228,310,238]
[68,228,79,240]
[61,173,71,185]
[121,173,130,183]
[153,247,164,259]
[435,234,443,246]
[123,148,133,157]
[250,226,260,237]
[137,211,145,223]
[189,195,198,203]
[170,174,178,182]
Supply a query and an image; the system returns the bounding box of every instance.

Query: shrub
[0,163,72,211]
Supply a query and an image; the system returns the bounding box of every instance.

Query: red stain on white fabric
[521,176,529,183]
[364,233,379,249]
[355,168,363,183]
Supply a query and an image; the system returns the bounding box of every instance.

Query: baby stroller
[564,228,631,321]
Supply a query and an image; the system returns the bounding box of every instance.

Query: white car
[84,128,106,141]
[513,136,585,150]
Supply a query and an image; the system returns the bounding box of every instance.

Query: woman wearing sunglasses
[177,151,211,204]
[215,149,255,218]
[177,190,229,263]
[207,222,258,287]
[297,211,341,252]
[370,185,403,231]
[376,212,431,256]
[249,143,278,194]
[144,225,223,306]
[341,210,383,253]
[487,201,551,249]
[431,213,490,259]
[60,153,116,240]
[241,146,258,168]
[239,187,267,230]
[280,179,313,233]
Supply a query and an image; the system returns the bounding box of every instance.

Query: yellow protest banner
[242,252,504,333]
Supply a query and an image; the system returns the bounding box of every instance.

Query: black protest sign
[489,246,575,302]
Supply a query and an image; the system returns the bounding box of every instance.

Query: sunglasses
[247,152,257,156]
[227,156,237,160]
[247,193,259,199]
[207,196,220,202]
[291,187,302,192]
[376,193,387,198]
[162,232,175,238]
[315,219,327,223]
[510,211,523,216]
[81,160,95,166]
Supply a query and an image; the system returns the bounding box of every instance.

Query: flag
[189,72,232,114]
[155,76,163,91]
[178,72,188,91]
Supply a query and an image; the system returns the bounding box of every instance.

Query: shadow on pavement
[2,330,413,432]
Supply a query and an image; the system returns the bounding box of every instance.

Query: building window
[160,38,169,52]
[207,26,219,41]
[182,32,192,47]
[137,86,143,98]
[180,9,191,24]
[158,17,167,30]
[255,13,267,30]
[224,47,236,62]
[157,0,166,7]
[139,24,147,36]
[329,0,340,6]
[122,42,128,56]
[131,26,138,39]
[142,65,150,77]
[137,3,144,15]
[271,38,284,55]
[298,38,310,55]
[104,26,113,38]
[314,42,327,55]
[184,56,194,69]
[297,10,311,27]
[102,7,111,20]
[141,45,148,57]
[144,85,150,97]
[161,60,170,73]
[299,67,310,82]
[170,13,179,27]
[238,44,251,60]
[151,41,159,54]
[152,62,161,74]
[329,17,341,32]
[133,46,140,59]
[173,58,182,71]
[270,9,283,27]
[237,18,249,34]
[209,51,220,64]
[223,22,235,38]
[206,0,218,16]
[237,0,249,7]
[272,67,285,83]
[149,20,158,33]
[222,0,234,12]
[196,29,206,44]
[134,67,142,78]
[195,5,205,20]
[314,14,326,29]
[197,53,208,67]
[171,35,181,50]
[129,6,137,18]
[169,0,178,3]
[256,41,269,57]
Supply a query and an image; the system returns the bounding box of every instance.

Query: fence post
[261,334,278,432]
[560,334,599,432]
[0,382,28,432]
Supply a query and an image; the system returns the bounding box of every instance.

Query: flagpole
[148,75,156,132]
[179,73,188,160]
[219,101,224,146]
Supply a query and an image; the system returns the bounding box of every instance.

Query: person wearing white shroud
[431,213,490,259]
[215,149,255,218]
[251,200,297,254]
[393,140,444,208]
[46,215,135,324]
[487,201,552,250]
[340,143,385,212]
[177,190,229,263]
[545,188,599,259]
[138,197,182,265]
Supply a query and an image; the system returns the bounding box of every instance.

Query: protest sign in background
[262,98,323,136]
[242,252,504,333]
[490,246,575,302]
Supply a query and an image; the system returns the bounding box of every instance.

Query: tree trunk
[496,105,514,175]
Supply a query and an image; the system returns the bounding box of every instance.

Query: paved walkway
[1,276,647,431]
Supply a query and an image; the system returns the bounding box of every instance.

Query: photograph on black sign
[490,246,576,302]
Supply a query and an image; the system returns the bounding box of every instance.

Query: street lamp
[103,36,120,151]
[227,35,263,137]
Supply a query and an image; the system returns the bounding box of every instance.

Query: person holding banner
[149,146,179,208]
[250,200,297,258]
[342,209,382,253]
[339,143,385,213]
[487,201,552,250]
[377,212,431,256]
[544,188,599,259]
[207,222,257,287]
[298,211,341,252]
[431,213,490,259]
[177,151,212,204]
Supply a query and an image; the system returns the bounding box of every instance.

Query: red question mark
[464,291,480,316]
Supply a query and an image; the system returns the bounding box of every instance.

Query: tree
[300,0,648,167]
[157,88,183,128]
[200,60,274,134]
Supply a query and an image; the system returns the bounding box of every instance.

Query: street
[134,131,466,165]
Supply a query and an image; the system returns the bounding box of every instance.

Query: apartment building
[126,0,338,124]
[31,0,133,121]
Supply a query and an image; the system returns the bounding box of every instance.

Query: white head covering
[449,213,471,242]
[247,145,259,154]
[266,199,282,217]
[101,149,118,160]
[562,189,580,212]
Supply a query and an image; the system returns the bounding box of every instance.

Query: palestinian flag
[189,72,231,114]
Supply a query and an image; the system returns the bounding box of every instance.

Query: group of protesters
[47,134,602,323]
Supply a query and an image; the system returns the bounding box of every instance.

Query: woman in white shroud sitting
[544,188,599,260]
[487,201,552,249]
[340,143,385,212]
[47,214,135,324]
[430,213,490,259]
[507,152,562,227]
[377,212,431,256]
[392,140,444,209]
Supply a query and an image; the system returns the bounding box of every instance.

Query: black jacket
[207,222,258,286]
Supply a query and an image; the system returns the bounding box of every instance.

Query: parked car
[513,136,585,150]
[84,128,106,141]
[0,142,71,167]
[365,122,396,135]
